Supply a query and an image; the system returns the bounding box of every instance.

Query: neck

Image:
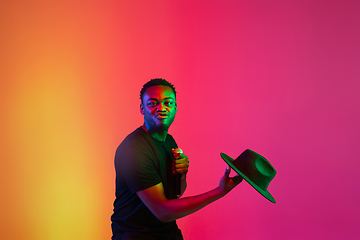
[142,123,168,141]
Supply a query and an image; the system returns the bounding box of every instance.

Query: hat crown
[255,157,274,177]
[234,149,276,191]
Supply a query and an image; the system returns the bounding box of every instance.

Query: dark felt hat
[220,149,277,203]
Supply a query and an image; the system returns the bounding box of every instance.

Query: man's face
[140,85,177,133]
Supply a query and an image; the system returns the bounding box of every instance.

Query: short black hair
[140,78,177,103]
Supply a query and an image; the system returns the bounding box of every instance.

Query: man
[111,78,242,240]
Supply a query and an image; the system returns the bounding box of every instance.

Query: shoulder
[118,127,150,148]
[115,127,156,160]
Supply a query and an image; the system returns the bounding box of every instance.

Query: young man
[111,79,242,240]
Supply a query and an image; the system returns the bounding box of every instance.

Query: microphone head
[172,148,183,159]
[173,148,183,154]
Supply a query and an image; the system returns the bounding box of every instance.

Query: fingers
[224,165,231,176]
[225,165,231,174]
[172,157,189,174]
[223,167,243,184]
[178,153,186,159]
[174,157,189,165]
[221,165,231,182]
[232,174,243,184]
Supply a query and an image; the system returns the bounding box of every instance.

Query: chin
[157,124,170,132]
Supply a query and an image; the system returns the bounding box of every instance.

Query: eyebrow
[147,97,175,101]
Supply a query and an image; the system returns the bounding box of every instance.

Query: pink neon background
[1,1,359,239]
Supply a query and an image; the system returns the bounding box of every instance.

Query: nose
[156,103,166,112]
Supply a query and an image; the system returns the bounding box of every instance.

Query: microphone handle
[173,148,183,198]
[174,173,181,197]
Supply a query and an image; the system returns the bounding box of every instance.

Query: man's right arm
[136,166,242,222]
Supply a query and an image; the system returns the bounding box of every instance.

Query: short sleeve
[116,140,161,193]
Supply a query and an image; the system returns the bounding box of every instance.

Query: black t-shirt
[111,127,183,240]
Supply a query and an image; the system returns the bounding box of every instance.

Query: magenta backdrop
[1,1,359,239]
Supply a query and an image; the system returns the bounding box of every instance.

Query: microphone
[172,148,183,198]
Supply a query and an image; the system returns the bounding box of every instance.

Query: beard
[155,122,170,132]
[144,114,175,133]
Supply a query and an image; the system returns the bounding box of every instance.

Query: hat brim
[220,153,276,203]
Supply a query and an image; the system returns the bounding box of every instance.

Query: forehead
[143,85,175,100]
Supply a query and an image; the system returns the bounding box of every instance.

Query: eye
[164,100,174,107]
[147,101,158,107]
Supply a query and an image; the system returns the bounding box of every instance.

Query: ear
[140,103,144,115]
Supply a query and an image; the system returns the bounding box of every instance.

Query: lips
[156,113,168,118]
[156,113,168,119]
